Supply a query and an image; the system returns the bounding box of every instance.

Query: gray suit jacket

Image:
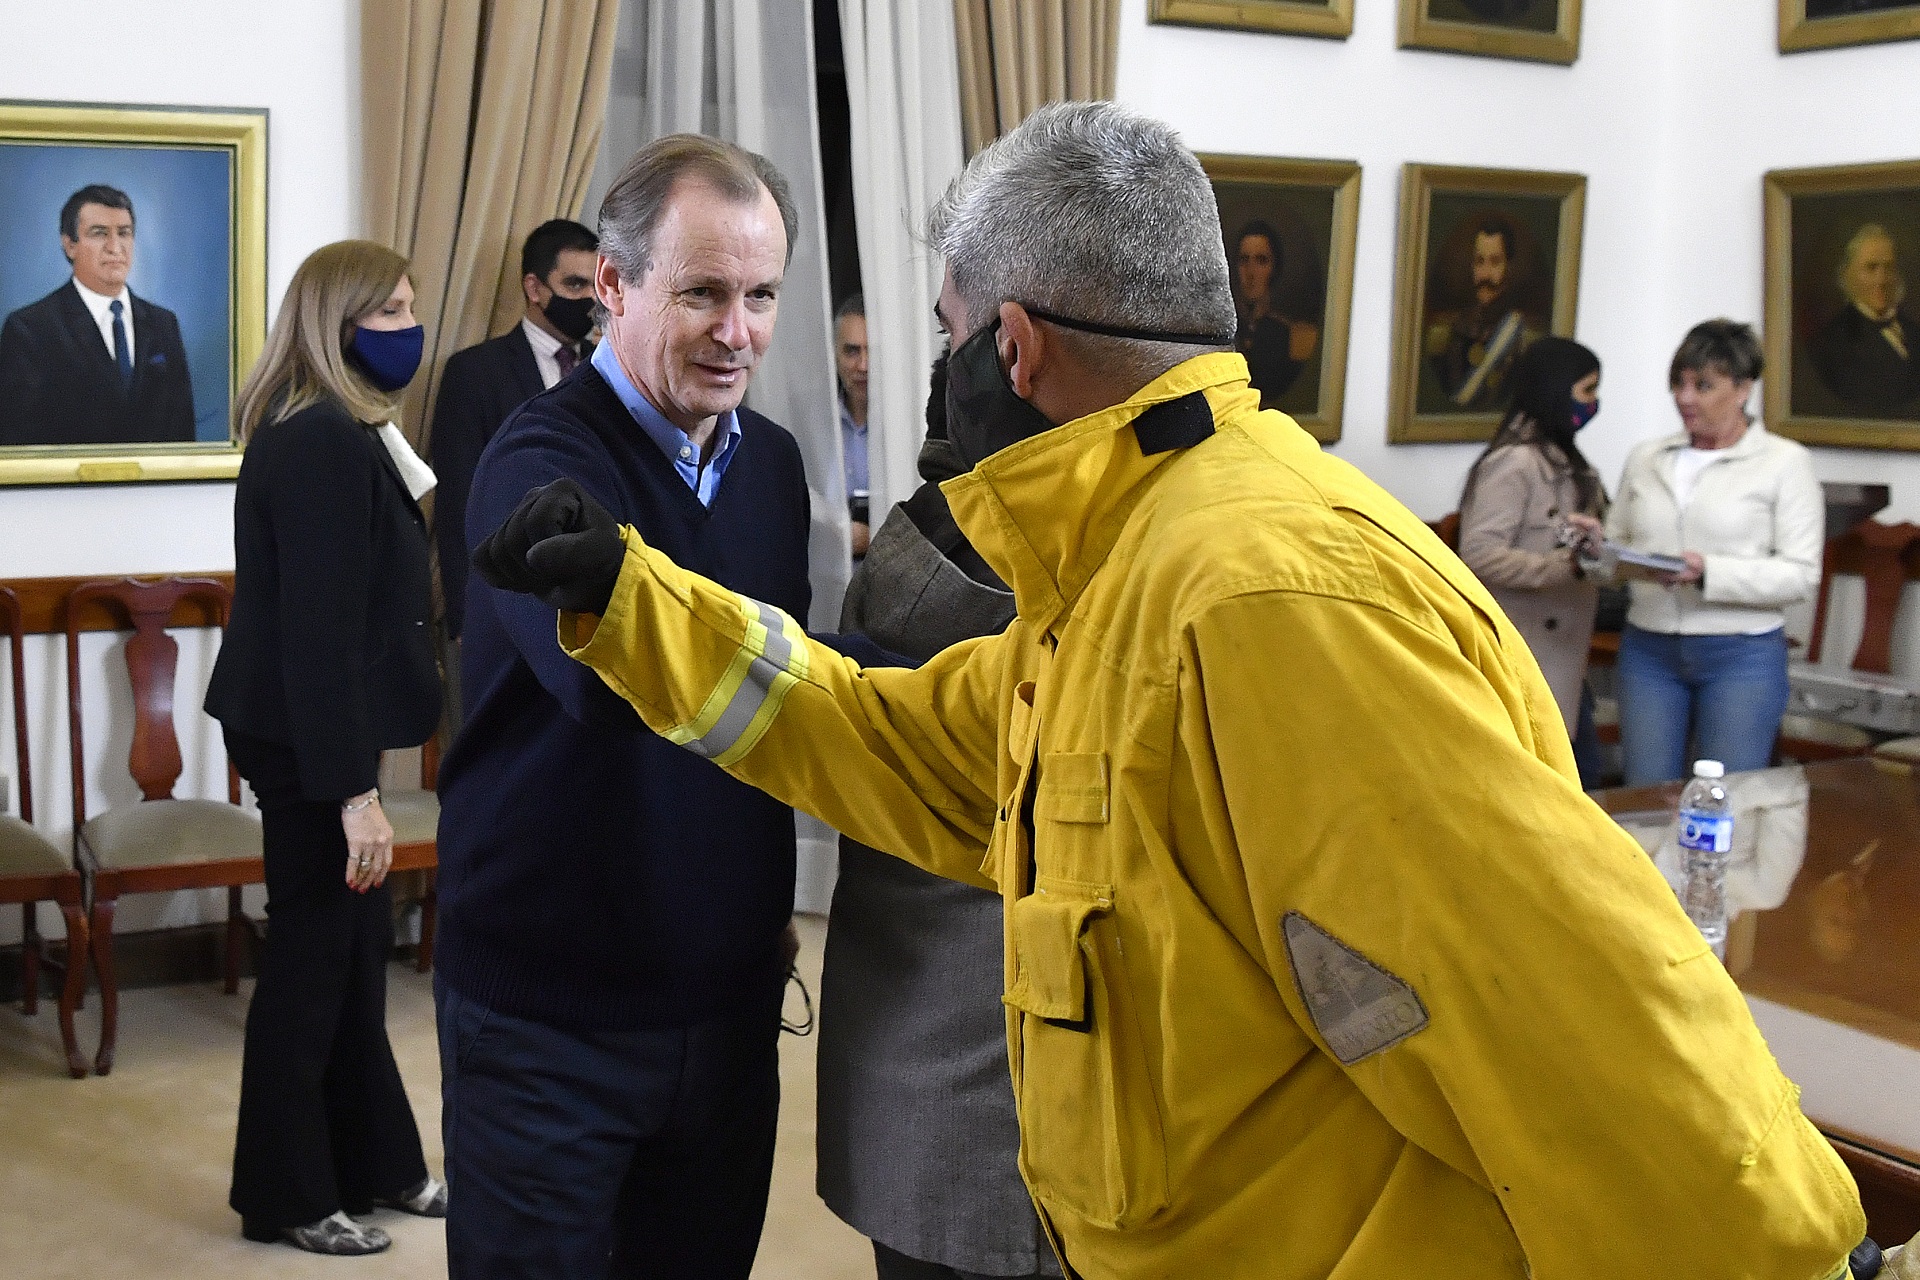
[818,502,1058,1276]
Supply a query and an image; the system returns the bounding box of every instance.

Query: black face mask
[541,292,597,343]
[943,308,1236,470]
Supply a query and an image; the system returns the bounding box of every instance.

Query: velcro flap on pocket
[1004,881,1112,1022]
[1037,752,1110,824]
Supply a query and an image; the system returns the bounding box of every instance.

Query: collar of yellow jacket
[940,351,1258,634]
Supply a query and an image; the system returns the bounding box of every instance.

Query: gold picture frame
[1764,159,1920,450]
[1200,153,1362,442]
[0,100,267,485]
[1148,0,1354,40]
[1397,0,1582,65]
[1780,0,1920,53]
[1387,163,1586,444]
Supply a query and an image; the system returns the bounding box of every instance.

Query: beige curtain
[952,0,1118,156]
[362,0,621,451]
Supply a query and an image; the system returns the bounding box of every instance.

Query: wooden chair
[0,587,88,1078]
[384,733,440,973]
[1427,511,1461,551]
[67,578,263,1075]
[1777,521,1920,764]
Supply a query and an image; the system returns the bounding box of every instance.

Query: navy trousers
[437,974,783,1279]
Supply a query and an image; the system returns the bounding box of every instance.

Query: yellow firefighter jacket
[562,353,1862,1279]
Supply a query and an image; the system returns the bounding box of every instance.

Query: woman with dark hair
[1457,336,1606,738]
[1231,220,1306,404]
[1602,318,1823,784]
[204,240,447,1255]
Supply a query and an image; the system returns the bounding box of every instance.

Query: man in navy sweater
[435,135,811,1277]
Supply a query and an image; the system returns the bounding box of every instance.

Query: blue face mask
[349,324,425,392]
[1571,397,1600,430]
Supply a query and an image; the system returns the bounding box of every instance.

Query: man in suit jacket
[0,184,196,446]
[429,219,599,644]
[1810,223,1920,417]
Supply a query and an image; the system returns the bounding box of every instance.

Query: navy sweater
[437,364,812,1030]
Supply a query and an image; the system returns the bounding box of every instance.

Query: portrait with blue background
[0,141,233,443]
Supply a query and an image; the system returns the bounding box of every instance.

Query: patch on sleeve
[1283,911,1429,1065]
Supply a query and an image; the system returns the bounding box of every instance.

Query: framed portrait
[1148,0,1354,40]
[1397,0,1582,64]
[1387,163,1586,444]
[1200,154,1362,442]
[1764,159,1920,451]
[1780,0,1920,53]
[0,100,266,486]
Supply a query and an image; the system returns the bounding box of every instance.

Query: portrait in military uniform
[1199,154,1361,443]
[1397,0,1582,64]
[0,101,265,485]
[1782,0,1920,53]
[1765,159,1920,450]
[1389,164,1586,443]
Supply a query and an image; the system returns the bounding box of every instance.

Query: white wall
[1,0,360,940]
[1117,0,1920,671]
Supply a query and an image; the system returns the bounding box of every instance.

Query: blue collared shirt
[591,341,743,507]
[839,399,869,496]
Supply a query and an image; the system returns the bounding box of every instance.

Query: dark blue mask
[1571,397,1600,431]
[349,324,425,392]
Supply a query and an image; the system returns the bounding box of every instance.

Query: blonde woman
[204,240,445,1256]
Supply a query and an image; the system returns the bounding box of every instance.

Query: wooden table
[1591,757,1920,1243]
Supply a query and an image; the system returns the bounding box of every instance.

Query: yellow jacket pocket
[1005,878,1169,1232]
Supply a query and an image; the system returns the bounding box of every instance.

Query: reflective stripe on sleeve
[663,595,809,767]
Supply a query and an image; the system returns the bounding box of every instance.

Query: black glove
[471,478,625,615]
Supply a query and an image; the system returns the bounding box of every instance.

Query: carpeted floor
[0,913,869,1279]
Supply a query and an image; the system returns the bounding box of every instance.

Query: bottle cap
[1692,759,1725,779]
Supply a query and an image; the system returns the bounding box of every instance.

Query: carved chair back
[2,588,31,824]
[1806,521,1920,675]
[65,577,235,834]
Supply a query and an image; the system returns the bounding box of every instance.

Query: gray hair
[834,291,864,322]
[597,134,797,289]
[927,101,1235,385]
[1836,223,1905,305]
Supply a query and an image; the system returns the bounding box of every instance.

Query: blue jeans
[1616,625,1790,785]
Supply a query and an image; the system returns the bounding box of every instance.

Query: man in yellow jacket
[474,103,1867,1279]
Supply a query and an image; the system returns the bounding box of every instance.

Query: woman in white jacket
[1593,319,1823,784]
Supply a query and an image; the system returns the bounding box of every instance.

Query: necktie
[555,343,579,378]
[110,299,132,389]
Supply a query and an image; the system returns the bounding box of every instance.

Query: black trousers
[437,974,783,1279]
[226,731,428,1230]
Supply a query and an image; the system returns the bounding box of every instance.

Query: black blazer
[0,281,196,445]
[1809,305,1920,416]
[429,325,558,638]
[205,399,442,803]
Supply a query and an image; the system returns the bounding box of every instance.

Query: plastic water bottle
[1678,759,1734,959]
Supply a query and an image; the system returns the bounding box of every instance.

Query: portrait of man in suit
[1809,222,1920,417]
[0,183,196,446]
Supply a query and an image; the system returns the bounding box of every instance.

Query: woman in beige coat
[1457,337,1606,740]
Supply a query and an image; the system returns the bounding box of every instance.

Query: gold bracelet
[341,789,380,814]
